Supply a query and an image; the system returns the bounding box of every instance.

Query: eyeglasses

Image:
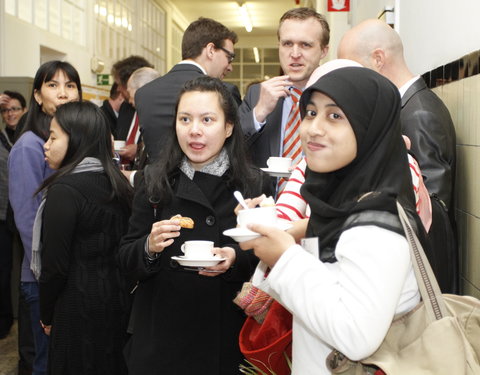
[216,46,235,63]
[0,107,22,114]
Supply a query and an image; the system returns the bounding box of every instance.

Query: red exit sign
[328,0,350,12]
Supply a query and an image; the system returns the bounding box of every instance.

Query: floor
[0,321,19,375]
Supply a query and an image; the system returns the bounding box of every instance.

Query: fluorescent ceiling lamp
[253,47,260,63]
[238,3,253,32]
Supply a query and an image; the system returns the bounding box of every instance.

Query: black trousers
[0,220,13,337]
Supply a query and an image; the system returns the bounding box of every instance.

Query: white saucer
[260,168,292,179]
[223,222,293,242]
[171,255,226,267]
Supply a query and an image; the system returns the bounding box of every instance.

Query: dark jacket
[115,101,136,141]
[118,168,272,375]
[39,172,131,375]
[238,83,285,168]
[400,78,456,212]
[99,99,118,136]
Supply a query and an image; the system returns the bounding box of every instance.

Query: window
[225,48,280,97]
[94,0,166,73]
[5,0,86,46]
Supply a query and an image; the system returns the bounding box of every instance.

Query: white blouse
[255,225,420,375]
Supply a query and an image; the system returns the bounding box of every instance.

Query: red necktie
[126,113,139,146]
[278,87,302,194]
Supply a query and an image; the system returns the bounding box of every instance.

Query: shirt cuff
[144,235,161,262]
[253,110,266,132]
[129,170,137,187]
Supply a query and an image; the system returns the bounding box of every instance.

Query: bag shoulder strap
[396,201,448,321]
[342,210,403,235]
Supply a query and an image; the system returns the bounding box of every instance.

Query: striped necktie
[278,87,303,194]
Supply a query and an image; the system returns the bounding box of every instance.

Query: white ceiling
[171,0,309,39]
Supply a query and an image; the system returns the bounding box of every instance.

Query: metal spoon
[234,191,249,210]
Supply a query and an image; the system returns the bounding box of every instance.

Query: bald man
[338,19,456,213]
[127,67,160,107]
[120,67,160,170]
[338,20,458,294]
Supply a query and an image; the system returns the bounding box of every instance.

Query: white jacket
[255,225,420,375]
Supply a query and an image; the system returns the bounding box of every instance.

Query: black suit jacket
[400,78,456,211]
[238,83,285,168]
[115,101,136,140]
[100,99,118,136]
[134,63,241,162]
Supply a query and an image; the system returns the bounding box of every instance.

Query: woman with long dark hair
[8,60,81,375]
[118,76,273,374]
[37,101,132,375]
[240,67,423,374]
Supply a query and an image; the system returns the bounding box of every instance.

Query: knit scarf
[30,157,104,280]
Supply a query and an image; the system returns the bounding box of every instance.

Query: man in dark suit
[238,8,330,168]
[338,19,458,293]
[111,55,153,164]
[111,55,153,139]
[338,19,456,212]
[100,82,124,136]
[134,17,239,162]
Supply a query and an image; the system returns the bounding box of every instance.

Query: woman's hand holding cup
[198,246,236,277]
[239,224,295,268]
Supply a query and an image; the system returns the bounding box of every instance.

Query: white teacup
[181,240,215,259]
[237,206,277,228]
[266,157,292,171]
[114,140,126,151]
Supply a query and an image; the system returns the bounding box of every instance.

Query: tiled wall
[427,50,480,298]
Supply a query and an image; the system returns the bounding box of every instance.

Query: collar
[399,75,420,98]
[178,60,207,75]
[180,148,230,180]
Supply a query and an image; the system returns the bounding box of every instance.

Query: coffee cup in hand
[180,240,215,259]
[237,206,277,228]
[266,157,292,171]
[114,140,126,151]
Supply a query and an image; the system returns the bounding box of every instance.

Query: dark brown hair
[145,76,258,202]
[181,17,237,60]
[111,55,153,87]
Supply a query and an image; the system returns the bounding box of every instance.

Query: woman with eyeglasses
[0,90,27,339]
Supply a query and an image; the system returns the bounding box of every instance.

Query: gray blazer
[238,83,285,168]
[400,78,456,211]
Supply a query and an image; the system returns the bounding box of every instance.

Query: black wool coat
[118,168,273,375]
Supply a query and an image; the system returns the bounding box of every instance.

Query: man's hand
[254,75,292,123]
[0,94,11,107]
[40,321,51,336]
[118,144,138,161]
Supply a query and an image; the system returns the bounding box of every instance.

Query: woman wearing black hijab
[240,67,422,374]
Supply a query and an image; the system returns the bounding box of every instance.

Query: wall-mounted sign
[96,74,111,86]
[328,0,350,12]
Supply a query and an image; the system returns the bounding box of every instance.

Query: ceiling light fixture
[238,3,253,32]
[253,47,260,63]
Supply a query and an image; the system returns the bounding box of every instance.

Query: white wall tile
[464,213,480,289]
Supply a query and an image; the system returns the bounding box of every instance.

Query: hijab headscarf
[299,67,417,262]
